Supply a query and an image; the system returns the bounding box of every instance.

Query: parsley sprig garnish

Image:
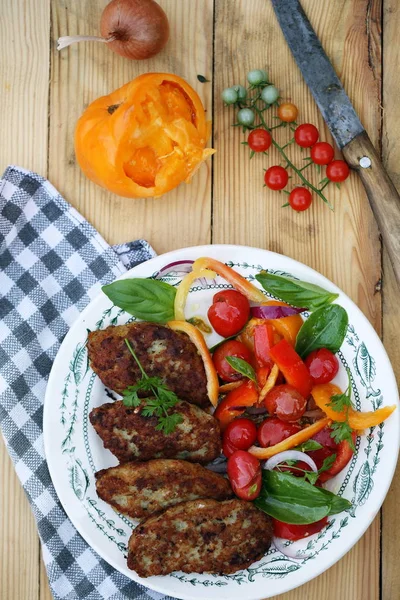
[122,339,183,434]
[328,368,355,450]
[279,454,337,485]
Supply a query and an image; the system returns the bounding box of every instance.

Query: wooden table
[1,1,399,598]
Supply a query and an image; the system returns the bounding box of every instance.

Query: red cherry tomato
[326,160,350,182]
[305,348,339,384]
[248,128,272,152]
[212,340,253,382]
[264,384,307,422]
[311,142,335,165]
[223,418,257,454]
[311,425,339,451]
[222,437,238,458]
[289,187,312,212]
[227,450,262,501]
[264,165,289,190]
[257,417,301,448]
[208,290,250,338]
[294,123,319,148]
[273,517,328,541]
[278,102,298,123]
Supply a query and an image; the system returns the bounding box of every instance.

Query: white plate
[44,244,399,600]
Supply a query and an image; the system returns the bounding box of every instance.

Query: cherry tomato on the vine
[326,159,350,182]
[264,384,307,422]
[264,165,289,190]
[294,123,319,148]
[248,128,272,153]
[278,102,298,123]
[212,339,253,382]
[289,187,312,212]
[227,450,262,501]
[208,290,250,338]
[311,142,335,165]
[305,348,339,384]
[223,418,257,458]
[257,417,301,448]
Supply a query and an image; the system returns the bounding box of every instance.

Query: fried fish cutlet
[89,400,221,463]
[95,459,233,518]
[87,322,209,407]
[127,498,273,577]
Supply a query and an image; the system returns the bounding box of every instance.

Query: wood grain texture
[212,1,381,599]
[0,1,50,599]
[381,1,400,598]
[48,0,213,252]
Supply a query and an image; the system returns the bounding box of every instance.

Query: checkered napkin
[0,166,177,600]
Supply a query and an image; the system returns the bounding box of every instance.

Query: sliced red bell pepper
[254,323,275,368]
[256,366,270,388]
[269,339,312,399]
[214,380,259,431]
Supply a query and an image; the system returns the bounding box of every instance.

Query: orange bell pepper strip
[219,381,243,393]
[248,417,331,459]
[192,257,266,303]
[214,380,259,431]
[167,320,219,407]
[269,339,312,399]
[262,300,303,347]
[174,268,216,320]
[259,363,280,403]
[311,383,396,429]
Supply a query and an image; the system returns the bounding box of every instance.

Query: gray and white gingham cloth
[0,166,177,600]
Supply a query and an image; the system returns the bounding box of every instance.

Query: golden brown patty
[89,400,221,463]
[95,459,233,518]
[127,498,273,576]
[87,322,208,407]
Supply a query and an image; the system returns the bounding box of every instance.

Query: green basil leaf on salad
[295,304,349,358]
[253,470,351,524]
[255,272,339,311]
[102,279,176,323]
[225,356,257,382]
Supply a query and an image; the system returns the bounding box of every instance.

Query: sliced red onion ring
[155,259,209,288]
[251,305,306,319]
[273,537,313,560]
[264,450,318,472]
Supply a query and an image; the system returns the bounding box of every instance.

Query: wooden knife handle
[342,131,400,288]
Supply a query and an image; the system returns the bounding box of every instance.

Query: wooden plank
[0,1,50,599]
[381,1,400,597]
[48,0,213,252]
[213,1,382,598]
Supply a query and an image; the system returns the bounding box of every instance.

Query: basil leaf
[254,470,331,524]
[102,279,176,323]
[295,304,348,358]
[255,272,338,311]
[293,440,323,452]
[225,356,257,382]
[317,488,352,515]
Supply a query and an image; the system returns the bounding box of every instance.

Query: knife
[271,0,400,287]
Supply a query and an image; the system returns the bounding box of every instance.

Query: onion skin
[100,0,170,60]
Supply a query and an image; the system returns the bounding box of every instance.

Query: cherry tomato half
[305,348,339,384]
[257,417,301,448]
[289,187,312,212]
[317,433,356,482]
[294,123,319,148]
[213,340,253,382]
[278,102,298,123]
[326,159,350,182]
[273,517,328,541]
[264,165,289,190]
[264,384,307,422]
[223,418,257,458]
[208,290,250,338]
[227,450,262,501]
[248,128,272,152]
[311,142,335,165]
[214,380,259,431]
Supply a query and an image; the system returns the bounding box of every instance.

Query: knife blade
[271,0,400,288]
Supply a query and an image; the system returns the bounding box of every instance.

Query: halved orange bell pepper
[167,320,219,407]
[214,380,259,431]
[269,339,312,399]
[248,417,331,459]
[75,73,214,198]
[192,258,266,303]
[311,383,396,429]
